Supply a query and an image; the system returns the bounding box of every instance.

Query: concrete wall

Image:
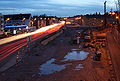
[41,30,63,45]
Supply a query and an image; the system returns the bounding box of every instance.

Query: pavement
[0,28,111,81]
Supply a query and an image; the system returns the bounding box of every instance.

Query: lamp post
[116,14,120,31]
[104,1,107,29]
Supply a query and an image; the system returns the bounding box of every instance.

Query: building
[83,13,117,27]
[0,13,4,35]
[83,14,104,27]
[4,14,32,34]
[32,15,59,29]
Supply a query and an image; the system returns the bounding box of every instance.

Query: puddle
[39,58,71,75]
[72,49,81,51]
[75,64,84,70]
[62,51,89,61]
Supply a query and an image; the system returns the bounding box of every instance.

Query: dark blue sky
[0,0,116,17]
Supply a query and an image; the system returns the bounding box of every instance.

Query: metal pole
[27,36,31,56]
[16,50,20,67]
[117,0,120,24]
[118,0,120,13]
[104,1,107,29]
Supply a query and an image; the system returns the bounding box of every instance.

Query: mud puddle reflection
[62,51,89,61]
[75,64,84,70]
[39,58,71,75]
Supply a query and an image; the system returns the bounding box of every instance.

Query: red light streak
[0,22,65,61]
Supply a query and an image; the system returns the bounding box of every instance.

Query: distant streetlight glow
[34,18,37,21]
[31,21,33,25]
[75,17,81,20]
[112,12,115,15]
[53,18,56,20]
[101,20,104,22]
[109,12,116,15]
[116,16,119,19]
[64,18,67,20]
[22,18,26,21]
[109,12,112,14]
[6,18,10,21]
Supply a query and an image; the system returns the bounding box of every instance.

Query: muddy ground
[0,28,111,81]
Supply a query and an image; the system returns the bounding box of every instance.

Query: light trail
[0,21,65,61]
[0,41,26,57]
[0,21,65,45]
[0,43,27,61]
[0,38,26,53]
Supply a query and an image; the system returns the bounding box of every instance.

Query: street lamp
[109,12,116,15]
[40,18,42,20]
[6,18,10,21]
[112,12,116,15]
[53,18,56,20]
[116,16,119,19]
[104,1,107,29]
[34,18,37,21]
[22,18,26,21]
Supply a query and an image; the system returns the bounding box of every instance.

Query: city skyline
[0,0,116,17]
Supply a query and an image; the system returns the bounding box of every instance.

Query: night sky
[0,0,116,17]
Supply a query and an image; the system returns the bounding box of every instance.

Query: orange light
[109,12,112,14]
[53,18,56,20]
[101,20,104,22]
[75,17,81,20]
[116,16,119,19]
[22,18,26,21]
[34,18,37,21]
[112,12,115,15]
[64,18,67,20]
[31,21,33,25]
[6,18,10,21]
[109,12,116,15]
[66,21,71,24]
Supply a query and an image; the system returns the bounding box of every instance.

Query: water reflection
[62,51,89,61]
[39,51,89,75]
[75,64,84,70]
[39,58,71,75]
